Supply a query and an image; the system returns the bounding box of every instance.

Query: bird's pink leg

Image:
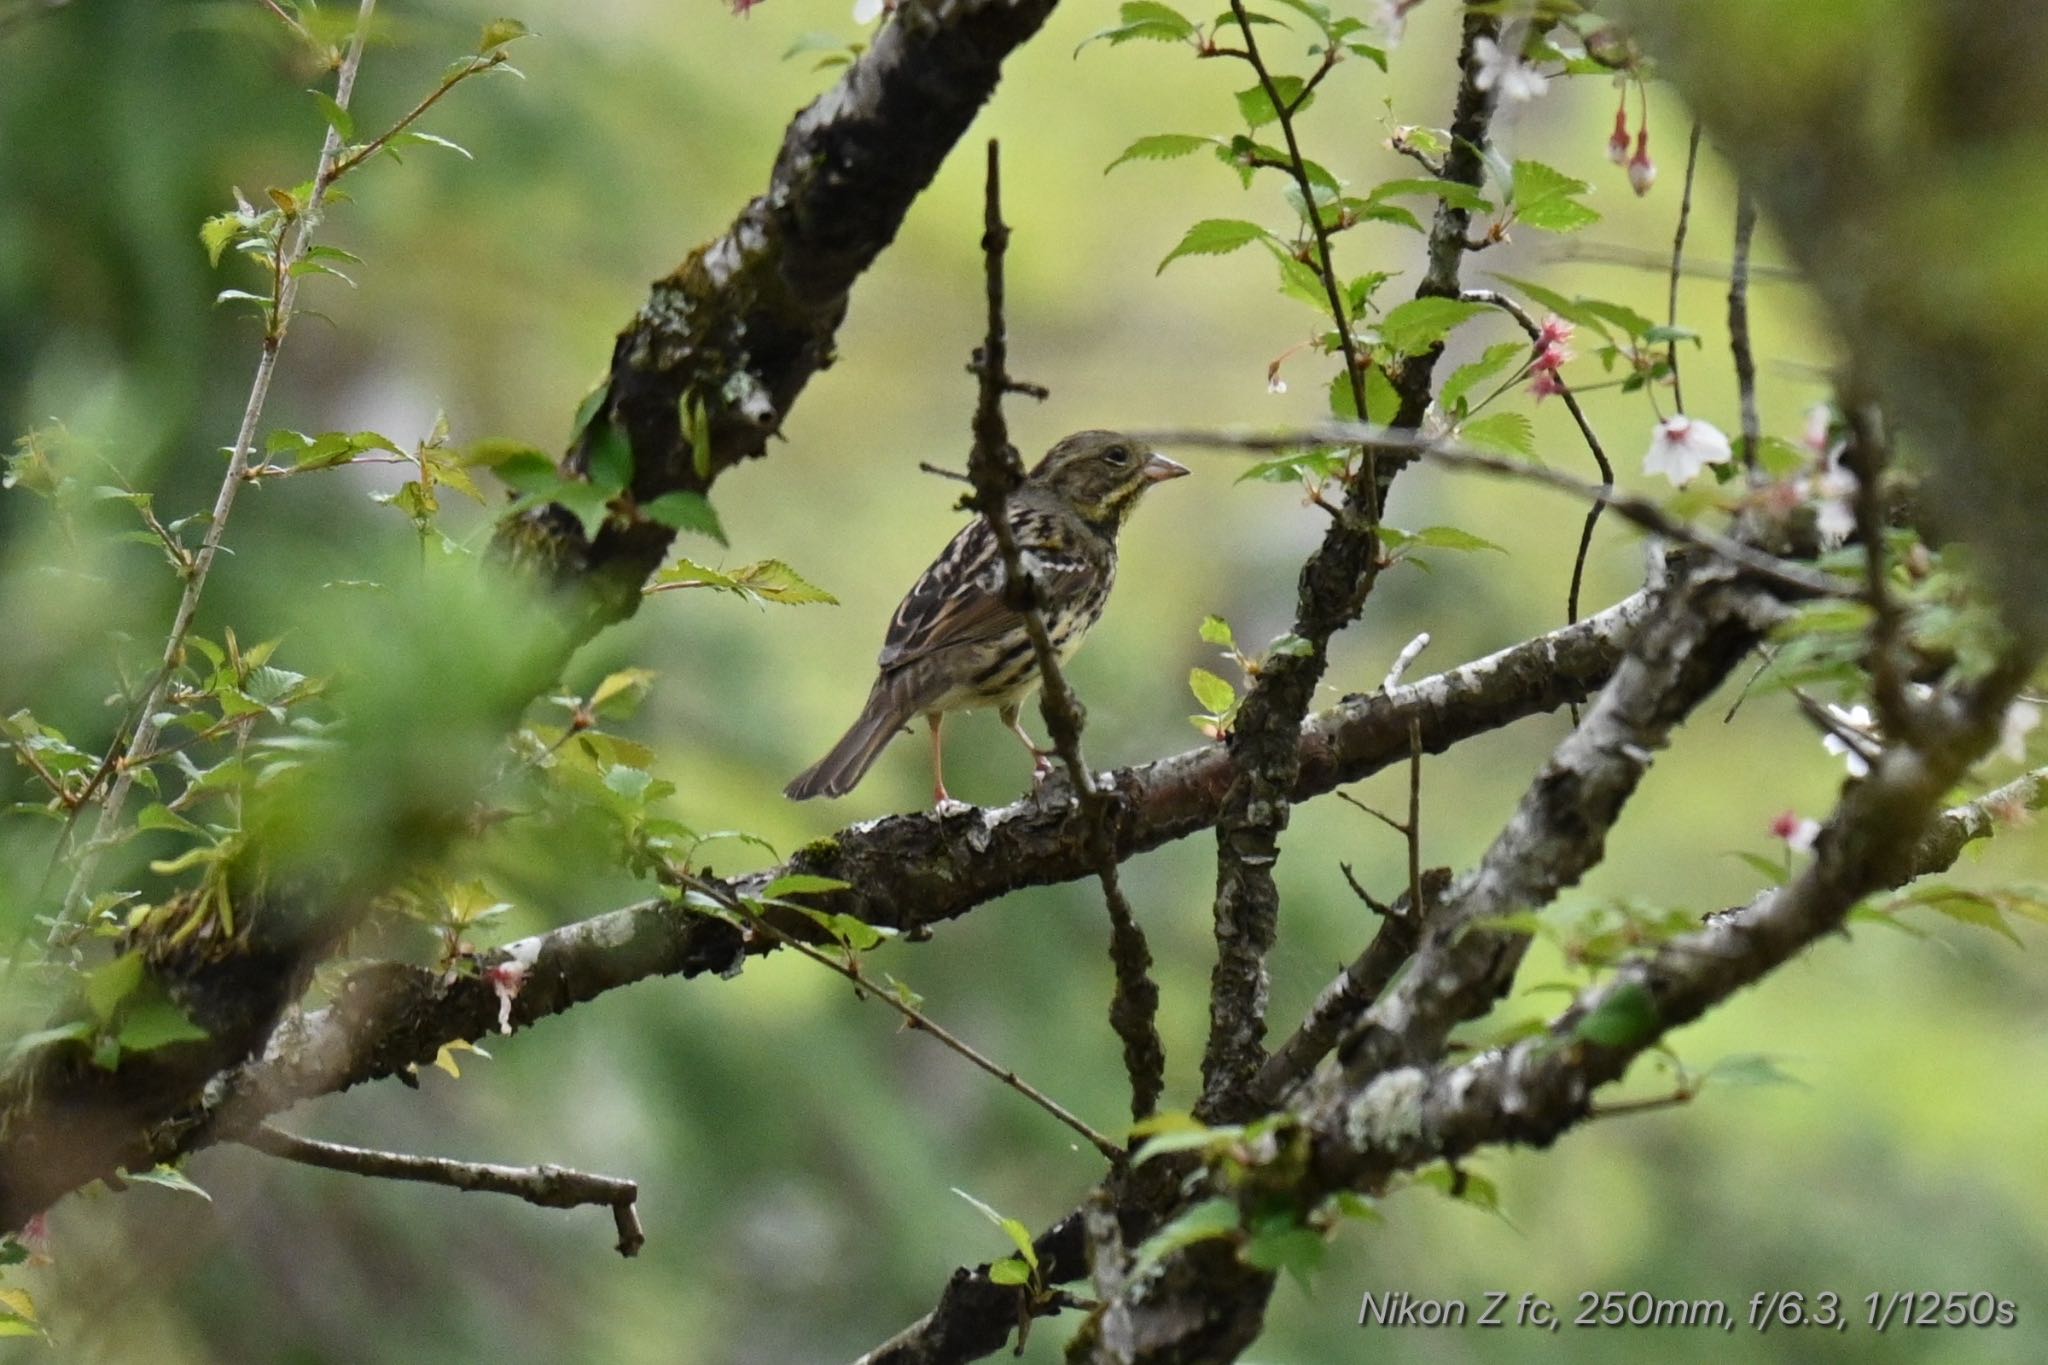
[1000,703,1055,786]
[927,711,951,806]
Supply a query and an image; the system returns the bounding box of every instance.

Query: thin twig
[1458,290,1615,630]
[59,0,380,924]
[718,891,1123,1162]
[1380,632,1431,691]
[1729,187,1761,470]
[1405,717,1423,925]
[1224,0,1373,507]
[326,52,510,181]
[1126,422,1856,602]
[1667,122,1703,414]
[243,1124,645,1257]
[964,142,1163,1123]
[916,461,972,484]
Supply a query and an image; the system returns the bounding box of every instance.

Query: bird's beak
[1140,452,1190,483]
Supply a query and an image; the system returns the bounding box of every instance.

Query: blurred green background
[2,1,2044,1361]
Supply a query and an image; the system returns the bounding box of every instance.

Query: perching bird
[785,430,1189,805]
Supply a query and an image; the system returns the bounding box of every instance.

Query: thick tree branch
[1196,6,1503,1125]
[170,598,1651,1162]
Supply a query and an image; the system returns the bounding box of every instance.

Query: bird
[785,430,1189,805]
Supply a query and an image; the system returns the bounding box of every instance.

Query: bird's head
[1027,430,1188,530]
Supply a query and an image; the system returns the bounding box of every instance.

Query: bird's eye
[1102,444,1131,466]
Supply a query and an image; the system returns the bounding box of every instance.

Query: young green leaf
[642,491,727,545]
[1572,980,1659,1047]
[1376,296,1489,355]
[1105,133,1212,174]
[1157,219,1271,273]
[310,89,355,141]
[1509,159,1599,233]
[1457,411,1538,460]
[1189,667,1236,715]
[1439,340,1527,416]
[1235,77,1309,129]
[1198,614,1236,649]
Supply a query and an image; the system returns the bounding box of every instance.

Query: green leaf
[550,480,614,539]
[1235,77,1309,130]
[85,952,145,1023]
[1577,297,1659,340]
[642,491,727,545]
[1266,244,1332,314]
[1198,614,1235,649]
[1457,411,1538,460]
[1756,436,1810,480]
[951,1188,1040,1269]
[987,1257,1032,1286]
[388,130,473,160]
[1267,633,1313,658]
[1439,340,1527,417]
[1157,219,1271,273]
[1377,297,1489,356]
[1240,1216,1326,1289]
[125,1164,212,1200]
[569,380,610,445]
[1078,0,1196,49]
[1366,177,1492,213]
[1510,159,1599,233]
[1488,274,1615,342]
[1189,667,1236,715]
[1105,133,1211,174]
[1572,980,1659,1047]
[310,89,354,141]
[590,667,657,717]
[585,421,633,494]
[725,560,838,605]
[199,213,242,268]
[1403,525,1505,554]
[1699,1053,1807,1089]
[116,996,211,1051]
[1729,851,1790,886]
[478,17,534,52]
[762,873,853,898]
[1239,445,1348,485]
[1131,1124,1241,1165]
[6,1021,91,1064]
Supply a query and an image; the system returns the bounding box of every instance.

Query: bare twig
[1668,122,1703,414]
[1127,422,1856,602]
[716,889,1122,1162]
[1380,632,1431,691]
[243,1124,645,1257]
[60,0,380,923]
[1458,289,1616,630]
[1729,187,1761,469]
[964,142,1163,1123]
[916,461,972,484]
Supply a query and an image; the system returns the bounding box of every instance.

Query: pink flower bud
[1627,129,1656,196]
[1538,314,1574,350]
[1607,105,1630,165]
[1528,368,1566,403]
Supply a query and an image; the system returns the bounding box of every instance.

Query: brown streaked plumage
[785,430,1189,805]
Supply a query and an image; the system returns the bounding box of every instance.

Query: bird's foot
[1030,751,1055,786]
[932,796,973,818]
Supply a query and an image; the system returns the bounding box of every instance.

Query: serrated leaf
[1510,158,1599,233]
[1157,219,1270,273]
[1105,133,1211,174]
[1458,411,1538,460]
[642,491,727,544]
[1572,980,1659,1047]
[1189,667,1236,715]
[727,560,837,605]
[1377,297,1488,355]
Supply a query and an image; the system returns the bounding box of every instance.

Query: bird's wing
[876,516,1100,673]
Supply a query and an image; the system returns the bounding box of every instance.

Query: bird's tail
[785,679,913,800]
